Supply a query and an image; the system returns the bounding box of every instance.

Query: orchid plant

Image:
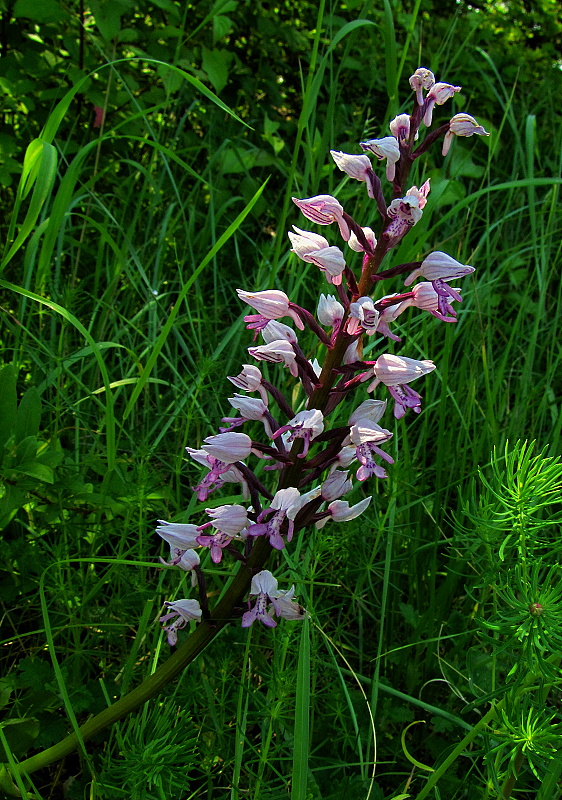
[156,67,488,638]
[0,67,490,794]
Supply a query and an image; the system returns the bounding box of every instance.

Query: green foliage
[0,365,64,528]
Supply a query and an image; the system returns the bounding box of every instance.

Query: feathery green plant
[411,441,562,799]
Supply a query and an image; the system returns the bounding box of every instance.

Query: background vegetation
[0,0,561,797]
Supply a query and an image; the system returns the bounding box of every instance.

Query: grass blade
[291,617,311,800]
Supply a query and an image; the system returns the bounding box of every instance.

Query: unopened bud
[409,68,435,104]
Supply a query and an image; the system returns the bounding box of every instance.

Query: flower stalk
[3,66,489,793]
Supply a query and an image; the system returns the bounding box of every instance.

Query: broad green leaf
[117,27,140,43]
[149,0,181,16]
[0,365,17,449]
[12,435,38,467]
[13,463,55,484]
[1,139,57,273]
[213,0,237,12]
[18,658,54,691]
[89,0,122,40]
[0,764,20,798]
[0,680,12,710]
[0,718,40,760]
[157,63,185,95]
[201,46,230,93]
[449,146,486,178]
[220,147,275,174]
[213,15,233,43]
[14,386,41,444]
[0,485,26,530]
[36,445,63,469]
[13,0,68,22]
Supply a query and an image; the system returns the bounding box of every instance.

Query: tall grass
[0,11,561,800]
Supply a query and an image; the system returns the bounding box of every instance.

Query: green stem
[536,750,562,800]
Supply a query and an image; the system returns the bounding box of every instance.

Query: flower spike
[151,68,479,658]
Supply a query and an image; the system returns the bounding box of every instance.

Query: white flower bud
[348,399,387,426]
[321,470,353,501]
[317,294,344,327]
[262,320,298,344]
[202,432,252,463]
